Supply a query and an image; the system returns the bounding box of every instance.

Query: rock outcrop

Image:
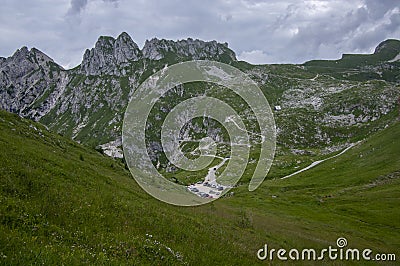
[142,38,236,62]
[0,46,64,118]
[80,32,142,75]
[0,32,238,150]
[0,33,398,159]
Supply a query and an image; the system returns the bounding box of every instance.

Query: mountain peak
[16,45,29,53]
[114,32,141,64]
[30,47,56,66]
[80,32,141,75]
[9,46,55,65]
[1,46,58,80]
[374,39,400,54]
[80,32,236,75]
[117,31,131,40]
[142,37,236,62]
[0,46,64,117]
[96,35,115,48]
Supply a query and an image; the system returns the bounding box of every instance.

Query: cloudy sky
[0,0,399,68]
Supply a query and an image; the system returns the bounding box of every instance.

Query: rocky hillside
[0,33,399,172]
[0,32,237,154]
[0,46,65,119]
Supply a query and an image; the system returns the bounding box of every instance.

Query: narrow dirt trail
[281,141,360,179]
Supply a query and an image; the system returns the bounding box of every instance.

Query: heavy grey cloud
[67,0,119,16]
[0,0,399,68]
[67,0,88,16]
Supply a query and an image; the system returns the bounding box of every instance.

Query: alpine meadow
[0,32,399,265]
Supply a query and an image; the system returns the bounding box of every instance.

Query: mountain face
[0,32,238,152]
[142,38,235,61]
[79,32,235,76]
[80,32,142,76]
[0,33,399,170]
[0,46,65,118]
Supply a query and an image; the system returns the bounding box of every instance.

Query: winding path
[281,141,361,179]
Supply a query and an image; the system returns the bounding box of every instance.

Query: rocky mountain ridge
[0,33,399,164]
[80,32,142,76]
[0,32,239,155]
[80,32,236,75]
[0,46,65,117]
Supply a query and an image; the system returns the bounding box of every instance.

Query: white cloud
[0,0,399,68]
[238,50,271,64]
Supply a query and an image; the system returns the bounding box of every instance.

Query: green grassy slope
[305,39,400,69]
[303,39,400,81]
[0,110,266,265]
[0,110,399,265]
[231,121,400,257]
